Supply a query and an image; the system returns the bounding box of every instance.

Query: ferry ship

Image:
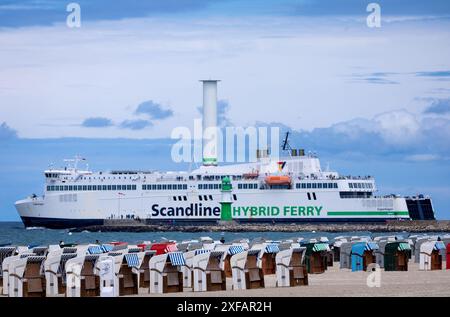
[14,81,434,228]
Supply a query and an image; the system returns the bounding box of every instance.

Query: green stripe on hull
[327,211,409,216]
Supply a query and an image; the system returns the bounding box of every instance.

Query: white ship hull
[15,185,409,229]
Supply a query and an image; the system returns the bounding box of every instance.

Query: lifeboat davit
[265,175,291,185]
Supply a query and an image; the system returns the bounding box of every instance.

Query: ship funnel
[200,80,220,166]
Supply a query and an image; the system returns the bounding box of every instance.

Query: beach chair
[304,242,330,274]
[65,255,100,297]
[350,242,378,272]
[216,244,245,277]
[182,249,209,288]
[150,242,178,255]
[275,247,308,287]
[44,248,80,296]
[97,255,118,297]
[447,243,450,270]
[339,242,353,269]
[257,243,279,275]
[149,252,185,294]
[414,238,430,263]
[44,249,63,296]
[420,241,445,271]
[181,250,195,288]
[9,255,46,297]
[138,250,156,288]
[192,250,226,292]
[3,253,34,296]
[117,253,142,296]
[0,247,16,289]
[333,239,347,262]
[384,242,410,271]
[230,249,265,290]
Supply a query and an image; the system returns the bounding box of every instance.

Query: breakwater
[69,220,450,233]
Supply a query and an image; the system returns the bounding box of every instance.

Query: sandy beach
[1,262,448,298]
[134,262,450,297]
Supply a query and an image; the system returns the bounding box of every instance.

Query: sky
[0,0,450,220]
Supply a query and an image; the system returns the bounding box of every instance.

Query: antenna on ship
[282,132,292,151]
[281,131,305,158]
[282,132,293,157]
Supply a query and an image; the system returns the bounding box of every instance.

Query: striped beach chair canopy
[366,242,379,251]
[0,247,17,273]
[85,254,100,261]
[58,253,77,281]
[124,253,140,268]
[228,245,245,255]
[88,246,104,254]
[397,242,411,251]
[101,245,114,253]
[168,252,186,266]
[27,255,46,263]
[0,247,16,260]
[210,251,225,259]
[265,244,280,254]
[194,249,210,256]
[108,252,123,257]
[63,247,78,254]
[312,243,330,252]
[434,241,446,250]
[61,253,77,261]
[145,250,156,256]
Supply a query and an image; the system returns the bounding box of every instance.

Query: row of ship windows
[143,184,188,190]
[349,182,373,189]
[295,182,338,189]
[198,184,221,190]
[47,184,137,191]
[173,195,238,201]
[237,183,258,189]
[47,182,370,193]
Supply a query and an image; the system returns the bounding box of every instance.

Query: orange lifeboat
[265,175,291,185]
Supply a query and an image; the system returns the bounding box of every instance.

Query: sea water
[0,222,446,246]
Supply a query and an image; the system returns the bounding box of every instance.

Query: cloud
[0,122,18,139]
[405,154,443,162]
[272,109,450,160]
[119,119,153,130]
[349,72,399,85]
[350,69,450,85]
[416,70,450,77]
[81,117,113,128]
[135,101,173,120]
[424,98,450,114]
